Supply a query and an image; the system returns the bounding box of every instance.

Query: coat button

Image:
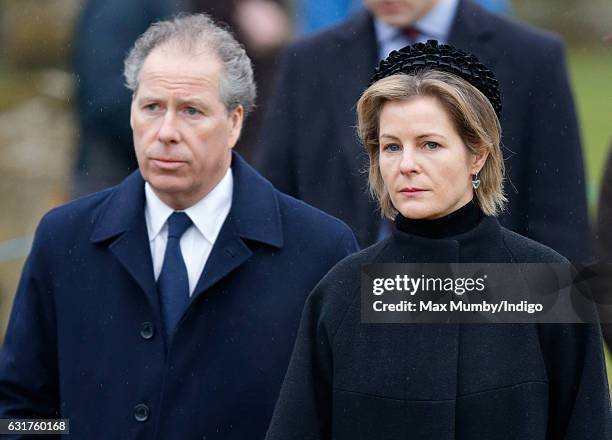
[133,403,149,422]
[140,322,154,340]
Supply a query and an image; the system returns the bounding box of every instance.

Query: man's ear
[228,105,245,149]
[130,93,137,130]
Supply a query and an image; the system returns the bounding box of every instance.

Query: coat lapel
[190,153,283,301]
[333,11,379,153]
[330,11,382,244]
[89,155,283,310]
[108,222,158,310]
[90,171,159,312]
[190,219,252,299]
[448,0,499,71]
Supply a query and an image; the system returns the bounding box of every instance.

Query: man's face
[364,0,439,27]
[131,43,243,209]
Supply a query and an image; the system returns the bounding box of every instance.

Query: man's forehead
[138,43,222,86]
[145,41,220,67]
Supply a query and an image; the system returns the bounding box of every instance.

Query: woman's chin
[395,201,441,220]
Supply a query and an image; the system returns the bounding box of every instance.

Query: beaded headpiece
[370,40,502,117]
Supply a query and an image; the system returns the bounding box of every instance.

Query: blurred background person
[597,140,612,350]
[294,0,511,35]
[73,0,291,196]
[595,33,612,351]
[256,0,591,265]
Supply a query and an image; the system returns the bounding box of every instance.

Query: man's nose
[158,111,181,145]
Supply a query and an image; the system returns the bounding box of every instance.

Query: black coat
[266,216,612,439]
[256,0,590,262]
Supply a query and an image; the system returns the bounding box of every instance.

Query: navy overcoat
[0,154,358,439]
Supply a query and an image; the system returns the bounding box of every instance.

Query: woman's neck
[394,200,483,239]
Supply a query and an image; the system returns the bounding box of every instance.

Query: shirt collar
[145,167,234,244]
[374,17,400,47]
[374,0,459,45]
[416,0,458,41]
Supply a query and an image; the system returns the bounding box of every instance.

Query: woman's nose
[399,148,420,174]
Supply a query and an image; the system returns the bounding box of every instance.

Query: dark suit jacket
[256,0,591,262]
[0,153,358,439]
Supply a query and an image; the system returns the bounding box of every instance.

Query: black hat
[370,40,502,117]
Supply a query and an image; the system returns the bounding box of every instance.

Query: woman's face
[378,96,486,220]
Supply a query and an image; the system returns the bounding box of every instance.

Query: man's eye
[382,143,401,152]
[144,103,159,111]
[424,141,439,150]
[184,107,201,116]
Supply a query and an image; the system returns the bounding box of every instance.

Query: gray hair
[124,13,256,115]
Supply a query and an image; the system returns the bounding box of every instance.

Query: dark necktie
[158,211,193,345]
[402,27,420,44]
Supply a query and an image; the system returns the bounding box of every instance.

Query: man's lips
[151,157,184,163]
[150,158,186,170]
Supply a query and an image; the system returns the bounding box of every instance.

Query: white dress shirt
[374,0,459,60]
[144,169,233,296]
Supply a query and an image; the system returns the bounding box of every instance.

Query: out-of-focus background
[0,0,610,378]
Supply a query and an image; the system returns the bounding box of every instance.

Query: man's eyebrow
[136,95,159,103]
[176,97,209,108]
[135,96,211,109]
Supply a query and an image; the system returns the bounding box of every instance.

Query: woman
[265,41,612,439]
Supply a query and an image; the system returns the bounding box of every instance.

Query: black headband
[370,40,502,118]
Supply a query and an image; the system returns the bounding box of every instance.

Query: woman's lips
[399,188,428,196]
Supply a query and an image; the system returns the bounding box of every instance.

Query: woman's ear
[471,148,489,175]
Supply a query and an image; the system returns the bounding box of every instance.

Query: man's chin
[147,175,191,195]
[375,12,415,28]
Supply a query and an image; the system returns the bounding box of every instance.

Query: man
[73,0,289,197]
[0,14,358,439]
[256,0,591,262]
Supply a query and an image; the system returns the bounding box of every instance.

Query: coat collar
[385,216,511,263]
[90,152,283,248]
[89,152,284,310]
[227,152,284,248]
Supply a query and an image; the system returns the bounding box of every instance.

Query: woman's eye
[382,143,401,152]
[424,141,439,150]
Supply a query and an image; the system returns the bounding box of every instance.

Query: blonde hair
[356,70,507,218]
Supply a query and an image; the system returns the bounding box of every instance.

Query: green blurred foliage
[567,46,612,210]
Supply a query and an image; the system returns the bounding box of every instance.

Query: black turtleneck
[394,200,483,239]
